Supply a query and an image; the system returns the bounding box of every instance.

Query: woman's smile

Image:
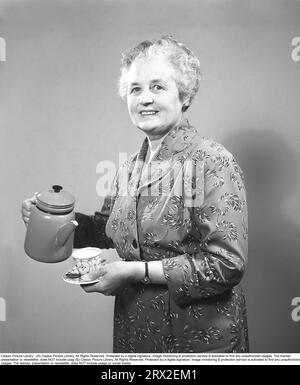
[139,110,159,116]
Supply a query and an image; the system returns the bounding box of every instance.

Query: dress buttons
[132,239,138,248]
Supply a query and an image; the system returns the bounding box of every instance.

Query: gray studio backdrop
[0,0,300,353]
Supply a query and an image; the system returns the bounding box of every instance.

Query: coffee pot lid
[36,185,75,214]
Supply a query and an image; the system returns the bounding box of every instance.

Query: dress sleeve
[73,196,115,249]
[162,148,248,307]
[73,171,119,249]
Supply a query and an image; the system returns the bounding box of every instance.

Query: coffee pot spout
[56,220,78,247]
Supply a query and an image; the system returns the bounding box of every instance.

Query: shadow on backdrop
[223,129,300,352]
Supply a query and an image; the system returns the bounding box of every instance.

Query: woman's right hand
[21,192,38,226]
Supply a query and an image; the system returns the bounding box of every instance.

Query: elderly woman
[22,36,249,353]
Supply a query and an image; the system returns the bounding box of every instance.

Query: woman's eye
[130,87,141,94]
[152,84,163,91]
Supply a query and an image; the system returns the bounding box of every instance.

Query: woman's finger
[81,281,102,293]
[22,200,32,211]
[21,193,38,224]
[22,195,37,211]
[30,192,38,203]
[21,207,28,216]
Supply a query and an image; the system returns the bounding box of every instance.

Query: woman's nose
[139,90,154,105]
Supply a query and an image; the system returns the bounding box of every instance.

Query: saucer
[62,269,100,285]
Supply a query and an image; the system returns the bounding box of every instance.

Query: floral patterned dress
[74,119,249,353]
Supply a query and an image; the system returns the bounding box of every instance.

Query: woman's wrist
[125,261,145,283]
[124,260,167,285]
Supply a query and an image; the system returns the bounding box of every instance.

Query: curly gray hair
[118,36,201,111]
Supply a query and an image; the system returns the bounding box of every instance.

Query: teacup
[72,247,102,276]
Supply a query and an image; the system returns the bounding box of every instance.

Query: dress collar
[137,118,198,163]
[126,118,199,196]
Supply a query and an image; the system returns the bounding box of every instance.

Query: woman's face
[126,56,184,140]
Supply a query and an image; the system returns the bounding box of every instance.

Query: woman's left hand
[81,261,137,296]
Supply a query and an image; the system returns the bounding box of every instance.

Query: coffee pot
[24,185,78,263]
